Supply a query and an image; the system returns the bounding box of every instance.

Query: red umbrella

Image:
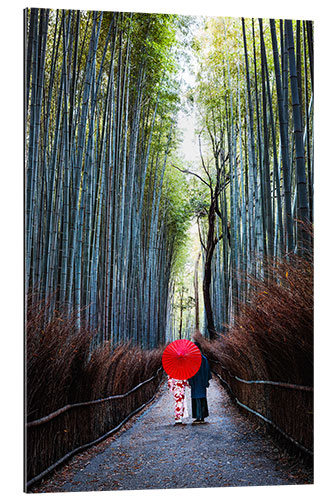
[162,339,201,380]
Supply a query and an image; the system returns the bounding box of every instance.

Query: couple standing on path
[167,342,212,425]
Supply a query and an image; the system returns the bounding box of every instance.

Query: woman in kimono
[188,342,212,424]
[167,376,189,424]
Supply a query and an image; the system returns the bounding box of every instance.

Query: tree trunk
[203,203,217,340]
[194,252,201,331]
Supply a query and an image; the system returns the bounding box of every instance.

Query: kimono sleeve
[205,358,212,386]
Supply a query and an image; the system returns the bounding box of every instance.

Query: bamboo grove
[25,9,314,347]
[25,9,192,348]
[190,17,313,338]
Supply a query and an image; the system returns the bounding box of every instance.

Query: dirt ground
[31,376,313,493]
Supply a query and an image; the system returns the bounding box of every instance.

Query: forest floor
[31,376,313,493]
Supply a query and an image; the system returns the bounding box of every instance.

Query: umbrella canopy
[162,339,202,380]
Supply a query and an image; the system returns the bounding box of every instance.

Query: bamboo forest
[25,7,314,490]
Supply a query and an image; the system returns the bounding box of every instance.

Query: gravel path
[32,377,313,493]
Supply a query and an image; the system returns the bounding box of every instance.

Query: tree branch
[214,233,224,246]
[197,217,207,253]
[170,163,211,190]
[198,133,213,189]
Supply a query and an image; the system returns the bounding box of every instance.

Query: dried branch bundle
[195,250,313,456]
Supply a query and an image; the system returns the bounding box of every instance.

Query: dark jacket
[188,354,212,399]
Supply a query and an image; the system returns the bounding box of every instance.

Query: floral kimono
[167,376,190,422]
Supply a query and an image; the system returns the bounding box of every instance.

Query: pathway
[31,377,312,492]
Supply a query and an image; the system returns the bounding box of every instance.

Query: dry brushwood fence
[25,302,165,489]
[26,367,164,487]
[196,252,313,461]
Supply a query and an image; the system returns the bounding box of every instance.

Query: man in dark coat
[188,342,212,424]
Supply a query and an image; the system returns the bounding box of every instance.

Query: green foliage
[164,160,192,246]
[189,180,210,219]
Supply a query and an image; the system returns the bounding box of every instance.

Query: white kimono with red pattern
[167,376,190,421]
